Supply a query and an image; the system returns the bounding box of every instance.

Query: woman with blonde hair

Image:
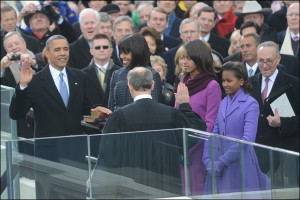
[150,55,174,106]
[228,30,241,56]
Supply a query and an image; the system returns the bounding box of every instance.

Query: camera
[34,5,42,11]
[10,54,21,61]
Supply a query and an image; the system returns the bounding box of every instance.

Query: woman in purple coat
[202,62,270,195]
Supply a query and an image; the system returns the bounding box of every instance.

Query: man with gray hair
[1,31,38,87]
[162,18,200,84]
[250,41,299,187]
[98,12,114,39]
[250,41,299,153]
[136,3,153,25]
[69,8,100,70]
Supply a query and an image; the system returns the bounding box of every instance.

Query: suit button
[260,114,264,117]
[224,119,225,122]
[222,132,224,135]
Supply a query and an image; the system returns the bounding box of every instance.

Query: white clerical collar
[199,33,210,42]
[134,94,152,101]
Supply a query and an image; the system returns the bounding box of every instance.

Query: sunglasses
[94,45,109,50]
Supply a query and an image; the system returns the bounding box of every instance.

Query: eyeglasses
[257,55,278,66]
[94,45,109,50]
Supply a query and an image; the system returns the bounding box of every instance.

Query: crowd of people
[1,0,299,197]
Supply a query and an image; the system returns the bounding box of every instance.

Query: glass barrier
[88,129,202,199]
[4,129,299,199]
[1,85,18,199]
[5,135,91,199]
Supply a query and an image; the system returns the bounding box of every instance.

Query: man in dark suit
[250,41,299,178]
[9,35,111,198]
[81,34,120,108]
[239,32,261,77]
[9,35,111,138]
[1,5,41,60]
[225,32,298,78]
[96,67,206,194]
[197,6,230,58]
[69,8,100,70]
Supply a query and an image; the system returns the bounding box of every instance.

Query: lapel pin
[75,83,78,85]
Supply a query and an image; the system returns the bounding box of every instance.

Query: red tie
[294,35,299,41]
[261,77,269,105]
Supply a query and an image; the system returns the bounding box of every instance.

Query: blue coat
[202,88,270,194]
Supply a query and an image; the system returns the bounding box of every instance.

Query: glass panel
[89,129,188,199]
[268,148,299,199]
[5,135,91,199]
[4,128,299,199]
[1,85,18,199]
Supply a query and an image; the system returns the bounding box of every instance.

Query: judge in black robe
[92,67,206,197]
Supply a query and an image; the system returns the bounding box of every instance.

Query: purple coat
[202,88,270,194]
[212,87,259,141]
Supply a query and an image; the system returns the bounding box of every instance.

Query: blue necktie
[59,73,68,107]
[249,68,254,77]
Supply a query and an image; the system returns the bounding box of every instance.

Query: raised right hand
[20,58,32,87]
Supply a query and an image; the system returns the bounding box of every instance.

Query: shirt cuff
[19,84,27,90]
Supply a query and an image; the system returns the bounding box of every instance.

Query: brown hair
[139,26,164,55]
[184,39,215,74]
[222,61,253,94]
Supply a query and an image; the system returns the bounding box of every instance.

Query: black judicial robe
[93,99,206,195]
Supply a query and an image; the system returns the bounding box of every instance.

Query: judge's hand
[91,106,112,116]
[175,83,190,105]
[20,58,33,87]
[267,108,281,127]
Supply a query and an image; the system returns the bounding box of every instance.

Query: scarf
[280,27,295,56]
[216,7,238,38]
[182,72,216,96]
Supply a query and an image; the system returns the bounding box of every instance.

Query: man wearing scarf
[212,1,237,39]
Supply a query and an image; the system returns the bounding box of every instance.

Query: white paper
[270,93,295,117]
